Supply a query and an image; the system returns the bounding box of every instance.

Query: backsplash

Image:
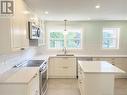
[0,48,36,74]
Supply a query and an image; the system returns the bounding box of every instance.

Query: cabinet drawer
[49,57,76,78]
[55,66,75,75]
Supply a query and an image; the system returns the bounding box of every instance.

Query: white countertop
[32,55,49,60]
[0,67,39,84]
[78,61,125,74]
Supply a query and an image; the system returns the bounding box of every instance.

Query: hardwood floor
[46,78,127,95]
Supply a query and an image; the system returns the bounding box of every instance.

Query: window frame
[102,28,120,50]
[48,31,82,49]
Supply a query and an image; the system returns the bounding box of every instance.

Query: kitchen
[0,0,127,95]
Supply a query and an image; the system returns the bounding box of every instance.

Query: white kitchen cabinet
[0,73,39,95]
[27,73,39,95]
[0,0,30,54]
[48,57,77,78]
[0,68,39,95]
[78,61,124,95]
[78,65,85,95]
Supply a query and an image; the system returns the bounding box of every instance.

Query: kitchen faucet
[63,47,67,55]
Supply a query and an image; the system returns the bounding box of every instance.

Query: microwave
[28,22,41,39]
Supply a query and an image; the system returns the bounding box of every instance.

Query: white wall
[38,21,127,55]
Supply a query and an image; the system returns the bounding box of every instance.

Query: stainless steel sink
[56,54,74,56]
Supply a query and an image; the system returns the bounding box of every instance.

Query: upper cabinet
[0,0,29,54]
[0,0,45,54]
[11,0,29,50]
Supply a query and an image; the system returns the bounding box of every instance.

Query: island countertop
[78,61,125,74]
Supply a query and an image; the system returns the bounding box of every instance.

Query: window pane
[49,32,64,48]
[67,39,81,48]
[103,28,119,49]
[103,38,117,48]
[49,31,81,49]
[50,32,64,39]
[67,32,81,48]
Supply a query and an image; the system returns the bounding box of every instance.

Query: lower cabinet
[0,73,39,95]
[78,64,115,95]
[27,73,39,95]
[78,65,85,95]
[48,57,77,78]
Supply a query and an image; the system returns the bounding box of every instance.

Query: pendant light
[63,20,68,35]
[95,0,101,9]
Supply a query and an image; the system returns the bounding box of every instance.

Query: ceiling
[24,0,127,21]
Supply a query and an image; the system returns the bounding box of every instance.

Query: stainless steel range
[14,60,48,95]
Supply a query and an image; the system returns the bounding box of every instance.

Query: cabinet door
[48,57,76,78]
[27,73,39,95]
[48,58,55,77]
[11,15,28,49]
[78,65,85,95]
[11,0,29,50]
[57,57,76,77]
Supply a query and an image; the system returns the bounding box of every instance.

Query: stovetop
[13,60,46,68]
[25,60,45,67]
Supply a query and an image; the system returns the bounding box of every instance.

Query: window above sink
[48,31,82,49]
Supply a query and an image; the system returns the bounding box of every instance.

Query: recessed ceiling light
[44,11,49,14]
[87,18,91,20]
[23,11,30,14]
[95,5,100,9]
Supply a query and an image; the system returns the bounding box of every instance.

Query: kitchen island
[78,61,125,95]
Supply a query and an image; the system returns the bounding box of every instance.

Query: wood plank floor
[46,78,127,95]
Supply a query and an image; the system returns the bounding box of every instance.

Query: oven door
[39,65,48,95]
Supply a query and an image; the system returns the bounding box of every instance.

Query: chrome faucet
[62,47,67,55]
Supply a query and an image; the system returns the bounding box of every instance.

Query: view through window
[102,28,120,49]
[49,31,81,49]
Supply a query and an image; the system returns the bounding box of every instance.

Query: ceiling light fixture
[95,0,100,9]
[23,11,30,14]
[87,18,91,20]
[63,20,68,35]
[44,11,49,14]
[95,4,100,9]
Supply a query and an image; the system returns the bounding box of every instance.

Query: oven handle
[40,66,47,74]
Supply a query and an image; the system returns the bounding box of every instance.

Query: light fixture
[44,11,49,14]
[63,20,68,35]
[23,11,30,14]
[95,0,100,9]
[87,18,91,20]
[95,4,100,9]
